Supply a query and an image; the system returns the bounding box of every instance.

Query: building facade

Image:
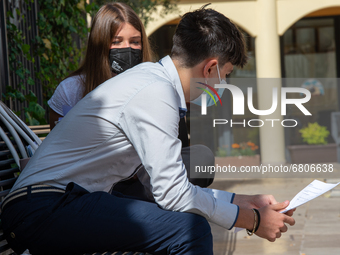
[147,0,340,164]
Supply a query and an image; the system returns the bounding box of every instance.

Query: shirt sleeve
[48,76,84,116]
[118,81,239,230]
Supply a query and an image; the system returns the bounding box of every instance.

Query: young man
[1,7,295,255]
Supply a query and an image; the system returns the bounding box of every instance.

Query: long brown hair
[69,2,152,97]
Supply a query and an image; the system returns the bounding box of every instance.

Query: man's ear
[203,59,218,79]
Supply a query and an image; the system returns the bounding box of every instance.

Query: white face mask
[191,64,226,106]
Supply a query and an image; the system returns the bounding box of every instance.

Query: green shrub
[299,122,329,145]
[4,0,98,125]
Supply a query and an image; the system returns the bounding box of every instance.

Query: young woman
[48,2,153,129]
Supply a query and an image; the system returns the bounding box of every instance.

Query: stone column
[255,0,286,164]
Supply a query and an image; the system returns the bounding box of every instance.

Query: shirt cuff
[203,188,235,203]
[231,193,235,203]
[210,199,239,230]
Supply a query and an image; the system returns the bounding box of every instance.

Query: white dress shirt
[11,56,239,230]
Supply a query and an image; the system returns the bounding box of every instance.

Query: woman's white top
[48,75,85,116]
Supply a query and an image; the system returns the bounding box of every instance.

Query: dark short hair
[171,6,247,68]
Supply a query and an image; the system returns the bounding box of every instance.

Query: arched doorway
[281,7,340,150]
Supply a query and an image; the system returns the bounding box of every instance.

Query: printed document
[281,179,340,213]
[235,179,340,233]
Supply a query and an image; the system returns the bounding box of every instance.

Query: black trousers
[2,182,213,255]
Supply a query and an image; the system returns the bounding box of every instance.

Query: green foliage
[4,1,46,125]
[35,0,97,102]
[215,146,228,157]
[6,19,31,91]
[24,91,46,125]
[4,0,177,125]
[4,0,98,125]
[93,0,178,27]
[299,122,330,145]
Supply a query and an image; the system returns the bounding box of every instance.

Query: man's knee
[170,214,213,254]
[178,213,211,237]
[194,215,212,236]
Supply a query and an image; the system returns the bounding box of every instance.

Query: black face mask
[109,47,142,74]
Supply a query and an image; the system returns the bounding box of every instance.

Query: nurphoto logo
[201,84,311,116]
[196,82,223,107]
[199,83,312,128]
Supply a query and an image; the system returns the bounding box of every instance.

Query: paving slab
[209,176,340,255]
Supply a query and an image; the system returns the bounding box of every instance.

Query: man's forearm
[234,207,254,230]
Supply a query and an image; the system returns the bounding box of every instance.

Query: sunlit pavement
[210,164,340,255]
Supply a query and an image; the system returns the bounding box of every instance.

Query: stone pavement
[209,164,340,255]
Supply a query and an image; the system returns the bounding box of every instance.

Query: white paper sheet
[234,179,340,233]
[281,179,340,213]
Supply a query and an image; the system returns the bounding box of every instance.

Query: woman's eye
[112,41,120,45]
[131,41,141,45]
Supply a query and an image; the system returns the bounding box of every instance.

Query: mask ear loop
[216,63,222,84]
[203,64,208,85]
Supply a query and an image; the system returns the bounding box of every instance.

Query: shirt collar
[159,56,187,118]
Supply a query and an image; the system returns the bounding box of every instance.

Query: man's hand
[233,194,277,209]
[233,194,296,242]
[233,194,296,216]
[255,201,295,242]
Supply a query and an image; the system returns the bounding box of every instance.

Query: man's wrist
[232,194,243,205]
[235,208,255,230]
[233,194,253,208]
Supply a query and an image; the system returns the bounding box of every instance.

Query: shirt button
[10,232,15,238]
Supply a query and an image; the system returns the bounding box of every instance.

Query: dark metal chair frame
[0,102,149,255]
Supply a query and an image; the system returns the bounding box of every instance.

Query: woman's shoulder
[59,75,84,90]
[48,75,85,112]
[57,75,85,98]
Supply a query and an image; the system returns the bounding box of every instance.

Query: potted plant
[288,122,337,164]
[215,142,260,167]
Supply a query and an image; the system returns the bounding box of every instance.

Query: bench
[0,102,151,255]
[27,125,50,141]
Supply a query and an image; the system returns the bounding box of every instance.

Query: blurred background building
[1,0,340,164]
[147,0,340,164]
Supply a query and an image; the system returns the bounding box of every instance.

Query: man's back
[11,59,182,193]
